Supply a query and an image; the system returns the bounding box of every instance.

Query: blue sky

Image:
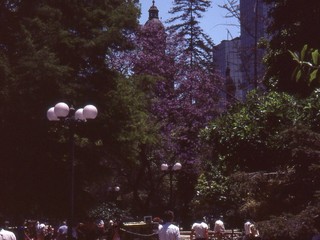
[139,0,240,44]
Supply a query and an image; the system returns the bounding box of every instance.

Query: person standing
[36,221,46,240]
[214,217,225,240]
[152,217,163,235]
[190,217,209,240]
[158,211,180,240]
[244,220,252,240]
[0,215,16,240]
[96,220,105,240]
[250,224,260,240]
[56,221,68,240]
[244,220,259,240]
[111,220,121,240]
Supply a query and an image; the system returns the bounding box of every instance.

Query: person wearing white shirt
[190,218,208,240]
[0,228,16,240]
[214,219,225,233]
[56,221,68,240]
[158,211,180,240]
[244,221,252,237]
[0,216,16,240]
[214,218,225,240]
[244,220,260,240]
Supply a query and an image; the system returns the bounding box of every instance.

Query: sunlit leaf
[296,69,302,81]
[311,49,319,65]
[309,69,318,83]
[301,44,308,61]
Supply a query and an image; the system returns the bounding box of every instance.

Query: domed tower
[145,0,164,29]
[141,0,166,53]
[137,0,170,91]
[148,0,159,20]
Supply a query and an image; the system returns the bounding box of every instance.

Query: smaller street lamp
[47,102,98,240]
[108,186,120,192]
[161,162,182,207]
[106,185,121,205]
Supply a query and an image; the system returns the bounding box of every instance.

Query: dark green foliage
[98,74,165,215]
[205,91,298,172]
[191,163,229,218]
[289,44,320,86]
[201,90,320,239]
[258,204,320,240]
[263,0,320,96]
[0,0,140,218]
[88,202,130,222]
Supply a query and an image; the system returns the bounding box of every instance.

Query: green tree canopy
[200,90,320,239]
[0,0,141,218]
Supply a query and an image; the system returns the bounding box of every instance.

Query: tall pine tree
[167,0,214,69]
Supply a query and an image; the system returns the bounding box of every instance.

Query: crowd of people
[0,217,122,240]
[1,212,252,240]
[2,212,318,240]
[156,211,261,240]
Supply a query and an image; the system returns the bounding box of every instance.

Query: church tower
[145,0,164,29]
[142,0,166,50]
[148,0,159,20]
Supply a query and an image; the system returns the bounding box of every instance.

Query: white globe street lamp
[108,186,120,192]
[107,186,121,203]
[47,102,98,122]
[47,102,98,240]
[161,162,182,207]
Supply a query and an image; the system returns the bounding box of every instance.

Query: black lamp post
[161,162,182,207]
[47,102,98,240]
[107,186,121,203]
